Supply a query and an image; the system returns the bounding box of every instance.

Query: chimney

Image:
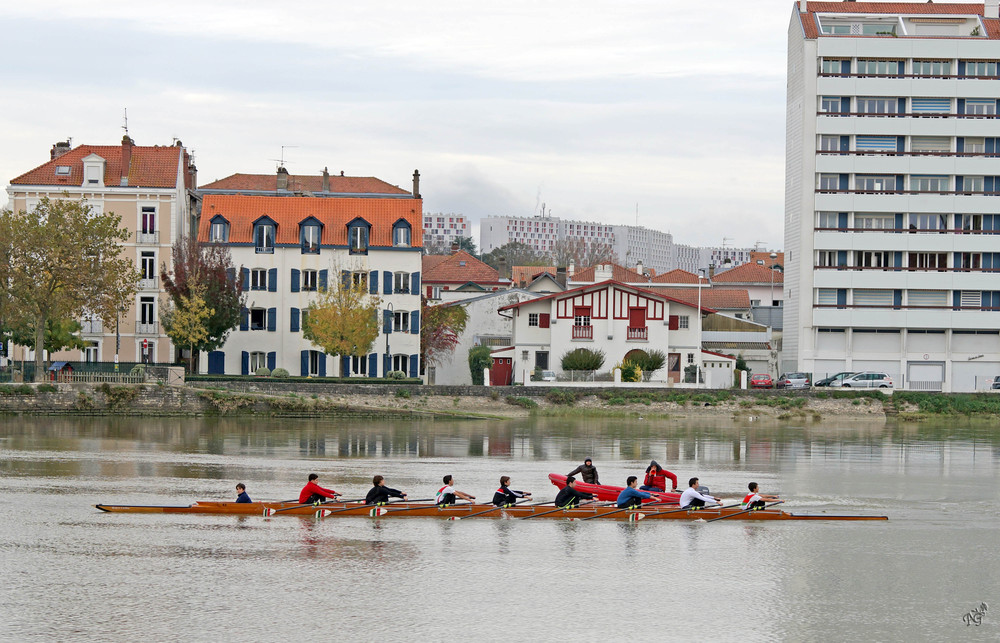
[636,260,644,278]
[708,264,716,279]
[120,135,133,186]
[988,0,999,19]
[322,167,330,192]
[568,260,576,277]
[187,158,197,189]
[556,266,567,289]
[50,140,71,160]
[276,166,289,190]
[799,0,807,12]
[451,242,460,254]
[412,169,421,198]
[497,256,509,280]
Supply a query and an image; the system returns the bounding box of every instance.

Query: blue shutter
[241,351,249,375]
[958,60,966,76]
[383,271,392,295]
[836,289,847,308]
[341,270,350,288]
[841,97,850,112]
[894,251,902,269]
[268,268,277,292]
[383,309,393,334]
[226,268,235,286]
[837,251,847,267]
[267,352,276,371]
[368,354,378,378]
[411,272,420,294]
[987,177,996,192]
[291,269,300,292]
[240,307,248,331]
[896,176,904,192]
[267,308,276,332]
[384,353,391,376]
[301,350,309,376]
[409,355,419,378]
[894,214,904,231]
[954,291,962,309]
[956,137,965,154]
[370,271,378,294]
[988,138,996,155]
[957,98,965,114]
[208,351,225,374]
[896,136,905,153]
[290,307,300,332]
[838,213,848,229]
[318,355,327,377]
[984,253,993,270]
[241,268,250,290]
[893,290,902,309]
[410,310,419,334]
[838,174,848,191]
[956,176,964,191]
[897,98,906,113]
[839,136,849,152]
[342,356,350,377]
[318,270,328,291]
[841,60,850,75]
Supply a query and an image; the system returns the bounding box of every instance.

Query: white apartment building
[785,0,1000,391]
[423,213,470,248]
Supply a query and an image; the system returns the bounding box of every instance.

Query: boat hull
[548,473,680,504]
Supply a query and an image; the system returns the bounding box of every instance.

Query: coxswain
[235,483,252,503]
[492,476,532,507]
[365,475,408,505]
[741,482,779,510]
[616,476,652,509]
[298,473,341,505]
[640,460,678,492]
[554,476,595,508]
[678,477,721,509]
[436,475,475,505]
[566,458,600,485]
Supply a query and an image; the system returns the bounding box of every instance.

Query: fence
[0,361,179,384]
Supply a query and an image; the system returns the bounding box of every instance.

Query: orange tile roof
[512,265,557,284]
[570,262,648,283]
[200,172,411,195]
[499,279,718,314]
[422,251,501,285]
[748,251,784,268]
[799,3,1000,39]
[422,255,451,272]
[11,143,182,189]
[651,269,700,284]
[198,194,422,247]
[711,263,784,285]
[645,287,751,310]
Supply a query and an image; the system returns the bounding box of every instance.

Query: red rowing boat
[548,473,680,504]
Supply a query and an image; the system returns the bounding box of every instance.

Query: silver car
[776,372,811,389]
[831,371,893,389]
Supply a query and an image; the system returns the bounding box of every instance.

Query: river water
[1,415,998,642]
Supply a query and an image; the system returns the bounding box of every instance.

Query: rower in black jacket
[554,476,595,508]
[492,476,532,507]
[365,475,408,505]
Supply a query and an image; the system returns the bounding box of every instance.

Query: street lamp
[384,301,393,377]
[769,252,778,308]
[696,268,705,388]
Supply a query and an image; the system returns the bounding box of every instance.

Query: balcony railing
[139,277,159,290]
[626,326,648,341]
[572,325,593,340]
[135,321,159,334]
[255,246,274,254]
[136,231,159,244]
[80,319,103,334]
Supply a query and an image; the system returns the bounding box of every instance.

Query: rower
[566,458,600,485]
[436,475,475,505]
[554,476,595,508]
[299,473,341,505]
[235,483,252,503]
[741,482,779,510]
[640,460,678,492]
[616,476,651,509]
[678,477,721,509]
[365,475,408,505]
[492,476,532,507]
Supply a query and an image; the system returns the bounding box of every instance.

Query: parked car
[540,370,556,382]
[775,372,811,389]
[815,371,856,387]
[830,372,893,389]
[749,373,773,389]
[992,376,1000,390]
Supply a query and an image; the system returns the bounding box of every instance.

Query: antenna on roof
[122,108,129,137]
[270,145,299,170]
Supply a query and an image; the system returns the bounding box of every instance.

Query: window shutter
[409,354,419,378]
[957,60,966,76]
[241,268,250,290]
[370,271,378,295]
[383,271,392,295]
[384,354,391,376]
[291,269,300,293]
[410,310,419,334]
[342,356,350,377]
[838,213,848,229]
[540,313,550,328]
[341,270,350,288]
[268,268,277,292]
[318,355,327,377]
[240,307,248,332]
[301,350,309,376]
[290,307,300,332]
[368,354,378,378]
[383,309,393,334]
[241,351,249,375]
[318,270,328,291]
[956,137,965,153]
[226,268,235,286]
[267,352,276,371]
[957,98,965,114]
[839,174,849,191]
[411,272,420,294]
[839,136,849,152]
[267,308,276,332]
[836,289,847,307]
[208,351,225,374]
[668,315,679,330]
[956,176,964,191]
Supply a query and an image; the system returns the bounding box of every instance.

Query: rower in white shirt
[678,477,722,509]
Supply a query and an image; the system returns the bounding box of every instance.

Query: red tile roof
[198,194,422,246]
[570,263,647,283]
[200,172,411,195]
[645,287,751,310]
[798,3,1000,39]
[11,143,183,189]
[422,251,501,285]
[499,280,718,314]
[422,255,451,272]
[748,251,784,268]
[512,265,557,284]
[651,269,700,284]
[711,263,784,285]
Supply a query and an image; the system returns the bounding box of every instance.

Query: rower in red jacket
[640,460,678,492]
[299,473,341,504]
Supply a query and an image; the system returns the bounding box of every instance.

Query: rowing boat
[95,501,888,521]
[547,473,681,504]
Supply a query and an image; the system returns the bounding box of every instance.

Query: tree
[421,298,469,367]
[302,277,381,365]
[161,237,245,369]
[0,213,16,353]
[161,283,214,374]
[9,317,89,357]
[549,238,618,268]
[453,236,478,256]
[468,345,492,385]
[480,241,547,270]
[561,348,605,371]
[628,349,666,381]
[4,198,138,381]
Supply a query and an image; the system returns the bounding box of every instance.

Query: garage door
[906,362,943,391]
[952,362,1000,392]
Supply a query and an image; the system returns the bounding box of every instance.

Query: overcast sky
[1,1,813,250]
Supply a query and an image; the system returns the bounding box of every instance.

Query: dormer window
[253,217,276,254]
[209,216,229,243]
[300,218,322,254]
[392,219,411,247]
[81,153,105,187]
[347,218,370,254]
[55,166,71,176]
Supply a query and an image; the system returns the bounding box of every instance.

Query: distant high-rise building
[422,213,471,249]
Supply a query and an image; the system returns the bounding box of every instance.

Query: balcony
[572,325,593,340]
[135,321,159,334]
[255,246,274,254]
[626,326,648,341]
[80,319,103,334]
[139,276,159,290]
[136,231,159,244]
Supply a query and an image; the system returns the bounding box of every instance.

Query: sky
[0,1,806,250]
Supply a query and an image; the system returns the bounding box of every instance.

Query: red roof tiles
[645,287,751,310]
[570,263,647,283]
[711,263,784,285]
[651,269,700,284]
[198,194,422,247]
[798,3,999,40]
[11,143,182,189]
[422,251,501,285]
[512,266,557,285]
[200,173,411,195]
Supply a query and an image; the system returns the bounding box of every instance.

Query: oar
[641,502,736,519]
[367,499,450,516]
[705,500,783,523]
[519,500,605,520]
[264,496,356,516]
[449,498,532,520]
[319,499,408,517]
[576,497,674,522]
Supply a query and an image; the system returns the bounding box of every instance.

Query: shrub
[468,346,492,386]
[616,360,642,383]
[388,370,406,380]
[629,349,666,380]
[505,396,538,409]
[545,388,578,405]
[395,388,411,399]
[254,367,271,377]
[36,384,58,393]
[561,348,605,371]
[271,367,290,378]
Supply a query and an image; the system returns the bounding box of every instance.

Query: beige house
[6,136,198,364]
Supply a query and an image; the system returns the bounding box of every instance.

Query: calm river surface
[1,415,998,642]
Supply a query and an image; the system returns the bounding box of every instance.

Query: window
[392,310,410,332]
[393,221,411,247]
[913,60,951,76]
[573,307,591,327]
[856,136,896,152]
[309,351,322,376]
[856,175,898,192]
[855,214,895,230]
[351,354,368,375]
[535,351,549,370]
[821,58,848,75]
[352,272,367,289]
[911,98,950,114]
[85,165,101,184]
[962,176,985,193]
[687,353,694,364]
[254,222,275,254]
[820,96,844,113]
[250,308,266,330]
[911,136,950,153]
[394,272,409,294]
[818,174,840,190]
[141,207,156,234]
[140,297,154,324]
[857,97,898,114]
[965,99,996,115]
[250,352,267,372]
[678,316,689,329]
[857,59,902,76]
[302,270,318,291]
[965,137,986,153]
[963,61,999,77]
[958,214,983,231]
[84,341,99,362]
[140,252,155,280]
[528,313,539,327]
[392,354,409,373]
[819,135,840,151]
[301,224,321,254]
[910,214,947,231]
[817,212,840,228]
[907,252,948,270]
[251,268,267,291]
[349,224,369,253]
[816,250,839,267]
[853,289,893,306]
[857,251,893,268]
[210,220,229,243]
[908,290,948,307]
[911,176,949,192]
[817,289,839,305]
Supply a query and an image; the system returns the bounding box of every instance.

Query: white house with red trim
[499,279,732,386]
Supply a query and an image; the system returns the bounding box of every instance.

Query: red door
[490,357,512,385]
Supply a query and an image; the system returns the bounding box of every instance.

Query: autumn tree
[161,237,245,369]
[4,198,138,381]
[0,212,15,353]
[302,277,381,366]
[9,318,89,357]
[161,283,214,374]
[420,298,469,367]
